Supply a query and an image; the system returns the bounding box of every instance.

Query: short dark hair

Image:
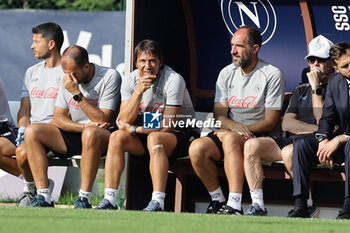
[239,25,262,47]
[134,39,164,65]
[329,42,350,65]
[62,45,89,68]
[32,22,64,51]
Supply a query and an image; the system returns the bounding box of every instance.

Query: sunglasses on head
[307,56,329,64]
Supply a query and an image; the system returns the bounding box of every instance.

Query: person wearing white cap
[242,35,334,217]
[288,42,350,219]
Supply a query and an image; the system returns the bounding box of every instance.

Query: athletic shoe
[287,207,309,218]
[19,178,54,207]
[206,200,225,214]
[336,209,350,219]
[143,200,163,212]
[30,195,54,207]
[74,196,92,209]
[18,191,36,207]
[244,203,268,216]
[216,205,243,215]
[307,205,320,218]
[96,198,118,210]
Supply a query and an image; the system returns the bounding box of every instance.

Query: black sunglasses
[307,56,329,64]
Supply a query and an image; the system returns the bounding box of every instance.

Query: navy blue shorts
[1,128,17,146]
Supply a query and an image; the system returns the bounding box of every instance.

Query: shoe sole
[310,209,320,218]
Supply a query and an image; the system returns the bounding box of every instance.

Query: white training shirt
[20,61,63,123]
[215,60,285,125]
[121,65,196,126]
[55,63,121,124]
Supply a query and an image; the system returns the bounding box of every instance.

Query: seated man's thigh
[255,137,282,162]
[0,137,16,156]
[26,123,67,155]
[190,135,222,161]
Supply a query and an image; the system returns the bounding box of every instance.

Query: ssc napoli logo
[254,84,261,93]
[220,0,277,45]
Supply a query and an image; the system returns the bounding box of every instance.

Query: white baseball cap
[305,35,334,59]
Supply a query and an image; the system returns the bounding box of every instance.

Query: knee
[281,146,293,162]
[82,127,100,144]
[24,124,40,140]
[222,132,242,150]
[108,130,129,148]
[189,138,209,162]
[15,145,27,166]
[243,138,261,158]
[147,132,164,147]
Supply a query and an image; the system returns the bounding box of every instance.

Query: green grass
[0,206,350,233]
[0,177,106,206]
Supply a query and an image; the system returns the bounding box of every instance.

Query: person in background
[0,22,64,207]
[24,45,121,208]
[189,26,285,215]
[243,35,334,217]
[288,42,350,219]
[96,39,199,211]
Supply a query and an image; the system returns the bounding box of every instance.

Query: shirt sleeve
[55,82,68,109]
[99,70,121,110]
[285,87,300,115]
[265,70,286,110]
[165,74,186,106]
[20,70,29,99]
[121,73,134,101]
[214,69,228,103]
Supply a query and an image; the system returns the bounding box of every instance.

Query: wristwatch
[132,125,137,136]
[311,88,322,96]
[73,92,83,102]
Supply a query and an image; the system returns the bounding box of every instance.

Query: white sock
[152,191,165,210]
[37,188,51,204]
[250,189,265,210]
[209,187,226,203]
[23,180,36,194]
[104,188,118,207]
[79,189,91,204]
[226,192,242,210]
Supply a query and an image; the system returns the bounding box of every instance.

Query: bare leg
[104,130,145,189]
[147,132,177,192]
[0,138,19,176]
[221,132,246,193]
[25,123,67,189]
[80,126,110,192]
[281,144,294,177]
[244,137,282,191]
[189,137,221,192]
[16,143,33,181]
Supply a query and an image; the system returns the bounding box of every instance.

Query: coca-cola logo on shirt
[228,96,257,108]
[30,87,59,99]
[68,98,99,110]
[139,102,164,113]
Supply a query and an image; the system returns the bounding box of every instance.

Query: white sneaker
[18,191,36,207]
